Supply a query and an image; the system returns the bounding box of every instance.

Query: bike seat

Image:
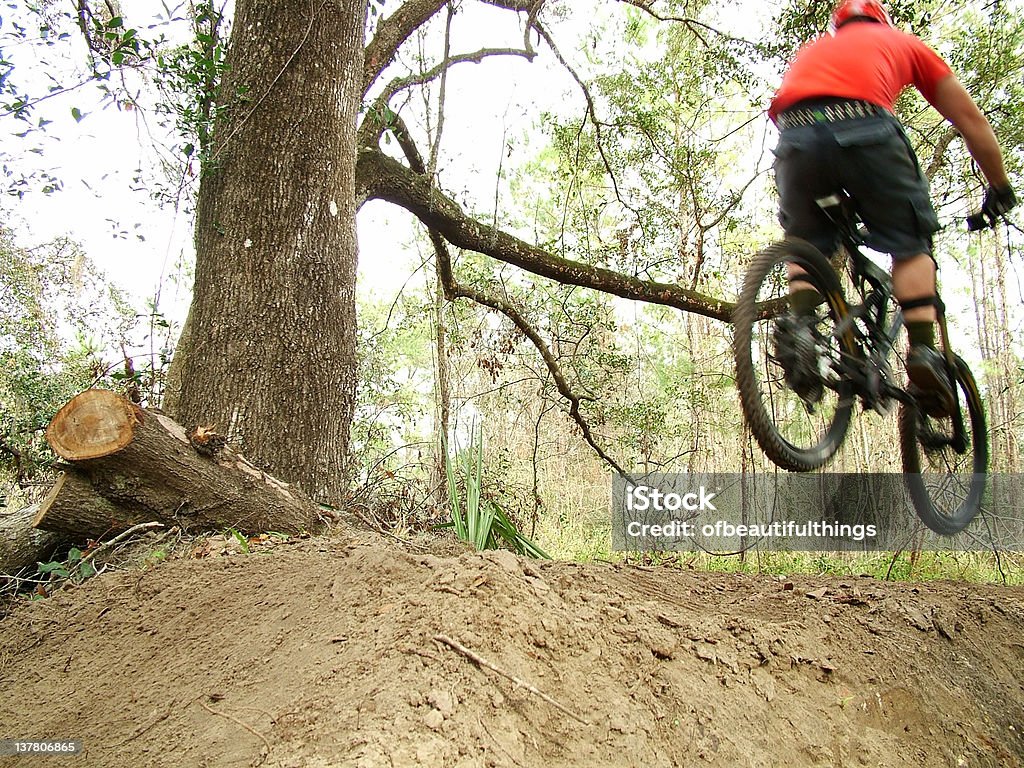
[816,192,853,216]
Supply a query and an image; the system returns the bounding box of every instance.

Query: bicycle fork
[933,309,970,455]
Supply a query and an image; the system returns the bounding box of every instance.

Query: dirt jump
[1,531,1023,767]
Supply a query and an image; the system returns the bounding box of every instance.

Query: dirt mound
[2,533,1023,767]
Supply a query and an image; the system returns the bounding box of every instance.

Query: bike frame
[815,193,970,454]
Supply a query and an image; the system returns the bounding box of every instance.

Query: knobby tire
[734,239,856,472]
[899,355,988,535]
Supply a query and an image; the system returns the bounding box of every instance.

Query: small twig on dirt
[432,634,590,725]
[80,522,166,565]
[199,700,272,754]
[401,644,441,663]
[236,705,279,724]
[114,706,172,747]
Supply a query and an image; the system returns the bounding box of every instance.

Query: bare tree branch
[618,0,761,51]
[925,125,960,181]
[389,47,537,106]
[436,241,630,476]
[427,2,456,180]
[532,22,638,223]
[359,148,735,322]
[382,116,630,476]
[363,0,544,97]
[357,46,536,151]
[363,0,448,95]
[477,0,541,13]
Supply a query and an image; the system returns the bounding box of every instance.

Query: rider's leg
[786,265,821,315]
[892,252,954,417]
[773,125,838,312]
[892,252,937,346]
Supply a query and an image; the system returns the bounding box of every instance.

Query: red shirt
[769,22,952,122]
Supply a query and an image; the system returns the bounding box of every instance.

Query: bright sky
[2,0,614,324]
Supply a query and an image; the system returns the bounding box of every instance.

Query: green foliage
[350,288,436,482]
[151,1,231,167]
[1,229,104,483]
[1,2,230,199]
[37,547,97,588]
[227,528,251,555]
[936,3,1024,179]
[442,426,549,558]
[517,2,761,294]
[0,226,173,489]
[668,549,1024,585]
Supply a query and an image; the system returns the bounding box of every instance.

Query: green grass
[530,492,1024,584]
[633,548,1024,584]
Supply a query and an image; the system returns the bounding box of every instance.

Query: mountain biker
[769,0,1016,417]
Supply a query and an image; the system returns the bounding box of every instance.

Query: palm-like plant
[443,426,549,559]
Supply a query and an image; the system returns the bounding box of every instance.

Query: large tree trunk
[164,0,367,504]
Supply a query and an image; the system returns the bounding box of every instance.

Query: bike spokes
[734,241,855,472]
[900,355,988,535]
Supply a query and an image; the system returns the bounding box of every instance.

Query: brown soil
[1,531,1023,768]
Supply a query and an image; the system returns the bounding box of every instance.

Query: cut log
[33,472,148,541]
[46,389,141,461]
[38,389,325,538]
[1,503,67,576]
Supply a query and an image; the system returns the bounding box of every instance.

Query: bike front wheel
[899,355,988,535]
[734,239,857,471]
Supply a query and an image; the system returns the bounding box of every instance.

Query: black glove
[969,184,1017,230]
[982,184,1017,218]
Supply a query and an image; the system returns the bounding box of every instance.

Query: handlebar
[966,209,1001,232]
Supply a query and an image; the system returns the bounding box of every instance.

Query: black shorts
[773,112,940,260]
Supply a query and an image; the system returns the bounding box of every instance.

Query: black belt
[777,100,887,130]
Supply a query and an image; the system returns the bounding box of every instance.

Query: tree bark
[164,0,367,504]
[33,472,151,540]
[160,0,746,505]
[433,270,451,509]
[0,504,66,575]
[39,390,325,538]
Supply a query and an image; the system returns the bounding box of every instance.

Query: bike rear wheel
[734,239,857,471]
[899,355,988,535]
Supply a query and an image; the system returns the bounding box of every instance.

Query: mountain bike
[733,192,993,535]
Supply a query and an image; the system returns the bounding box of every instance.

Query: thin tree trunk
[434,271,451,510]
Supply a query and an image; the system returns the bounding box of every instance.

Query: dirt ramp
[1,540,1023,767]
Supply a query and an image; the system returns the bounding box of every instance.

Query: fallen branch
[79,521,165,566]
[433,633,590,725]
[37,389,324,538]
[199,700,272,755]
[0,503,67,576]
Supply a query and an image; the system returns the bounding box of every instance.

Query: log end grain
[46,389,143,461]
